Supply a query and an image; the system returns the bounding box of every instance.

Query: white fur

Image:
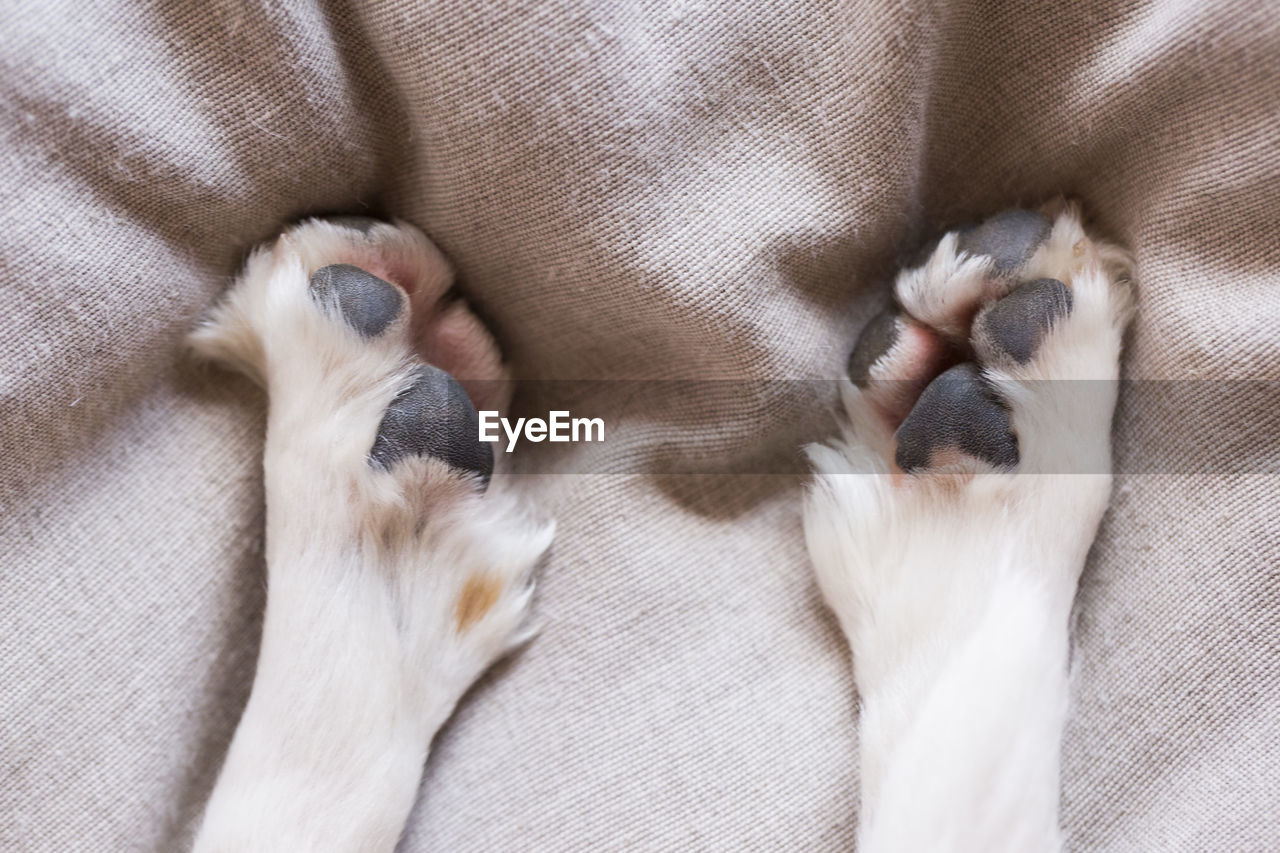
[805,203,1133,851]
[894,231,995,341]
[187,205,1131,851]
[188,219,552,852]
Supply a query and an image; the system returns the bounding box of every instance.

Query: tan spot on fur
[455,574,502,632]
[1072,238,1087,258]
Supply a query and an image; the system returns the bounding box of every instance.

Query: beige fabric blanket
[2,0,1277,849]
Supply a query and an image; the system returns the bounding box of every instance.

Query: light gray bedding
[2,0,1278,849]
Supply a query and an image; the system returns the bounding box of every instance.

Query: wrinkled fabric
[1,0,1277,849]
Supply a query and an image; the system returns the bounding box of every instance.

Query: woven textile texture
[2,0,1277,849]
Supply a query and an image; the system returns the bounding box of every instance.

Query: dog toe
[972,277,1073,365]
[309,263,405,338]
[328,215,382,235]
[956,209,1052,277]
[847,308,902,388]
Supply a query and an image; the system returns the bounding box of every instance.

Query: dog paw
[821,201,1132,479]
[805,200,1133,637]
[188,217,552,699]
[804,201,1133,852]
[189,217,509,412]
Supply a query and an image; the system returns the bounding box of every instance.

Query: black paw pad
[975,278,1072,364]
[369,365,494,488]
[309,264,403,338]
[956,210,1051,276]
[329,216,381,235]
[894,363,1018,473]
[847,308,900,388]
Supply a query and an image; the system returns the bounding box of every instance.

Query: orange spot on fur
[455,574,502,632]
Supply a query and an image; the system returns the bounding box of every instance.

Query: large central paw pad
[843,202,1132,477]
[370,365,493,484]
[894,363,1018,473]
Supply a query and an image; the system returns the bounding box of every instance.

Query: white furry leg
[805,203,1133,852]
[188,218,552,852]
